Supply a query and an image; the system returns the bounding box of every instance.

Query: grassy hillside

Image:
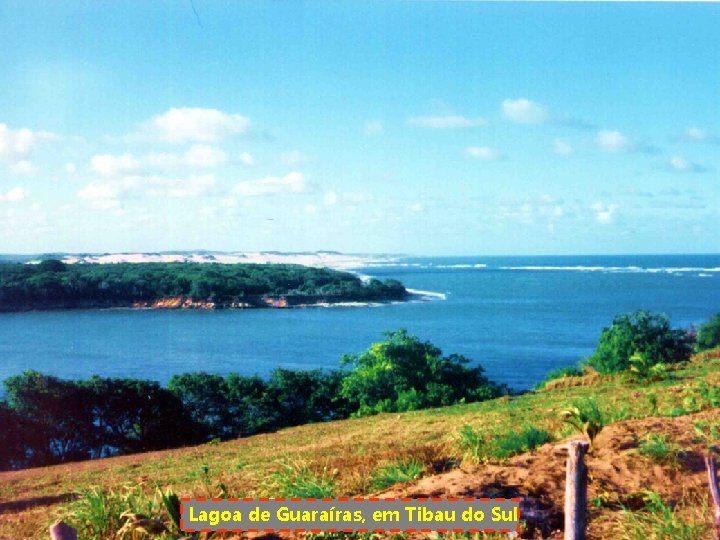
[1,350,719,539]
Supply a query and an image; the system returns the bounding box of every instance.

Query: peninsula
[0,259,408,311]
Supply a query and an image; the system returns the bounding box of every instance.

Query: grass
[619,491,710,540]
[457,425,551,462]
[637,433,684,466]
[1,351,719,539]
[269,459,336,498]
[370,459,424,491]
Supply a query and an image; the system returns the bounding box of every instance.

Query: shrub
[340,329,504,416]
[586,311,692,374]
[696,313,720,351]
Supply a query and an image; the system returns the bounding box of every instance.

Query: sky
[0,1,718,256]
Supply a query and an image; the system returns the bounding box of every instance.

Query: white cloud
[595,130,630,152]
[591,202,617,224]
[669,155,707,174]
[552,138,573,156]
[685,127,707,141]
[182,145,228,168]
[501,99,547,124]
[153,174,216,199]
[280,150,310,166]
[65,162,77,174]
[0,186,26,203]
[232,172,307,197]
[137,107,250,144]
[238,152,256,166]
[364,119,384,135]
[304,204,318,215]
[77,181,122,201]
[464,146,504,161]
[91,153,141,176]
[11,160,35,174]
[0,124,56,162]
[77,173,216,207]
[407,115,487,129]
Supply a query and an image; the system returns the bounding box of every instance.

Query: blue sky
[0,2,718,255]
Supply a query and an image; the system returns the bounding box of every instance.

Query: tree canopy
[0,260,407,310]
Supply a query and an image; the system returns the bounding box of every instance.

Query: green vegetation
[535,365,584,389]
[0,330,501,470]
[370,459,424,491]
[339,329,505,416]
[586,310,692,374]
[270,460,336,498]
[637,433,684,466]
[620,491,710,540]
[696,313,720,351]
[560,397,605,446]
[457,424,551,462]
[0,260,408,310]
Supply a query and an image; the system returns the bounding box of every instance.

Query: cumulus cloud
[595,130,630,152]
[91,153,141,176]
[464,146,504,161]
[552,138,573,156]
[501,99,547,124]
[232,172,307,197]
[0,186,26,203]
[77,173,217,209]
[407,115,487,129]
[0,123,56,162]
[136,107,250,144]
[591,202,617,224]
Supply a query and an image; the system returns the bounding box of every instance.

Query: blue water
[1,254,718,390]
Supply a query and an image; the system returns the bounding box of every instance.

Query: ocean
[1,254,718,391]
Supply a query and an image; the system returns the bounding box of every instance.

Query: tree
[586,310,692,374]
[696,313,720,351]
[340,329,503,416]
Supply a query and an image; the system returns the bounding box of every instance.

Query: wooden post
[706,454,720,540]
[49,521,78,540]
[564,440,589,540]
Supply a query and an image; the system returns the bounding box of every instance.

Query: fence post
[49,521,78,540]
[565,440,589,540]
[706,454,720,540]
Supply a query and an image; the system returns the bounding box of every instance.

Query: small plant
[620,490,709,539]
[370,459,424,491]
[637,433,684,466]
[628,352,668,381]
[270,459,335,498]
[63,485,158,539]
[692,420,720,450]
[560,398,604,447]
[647,393,659,416]
[457,424,485,463]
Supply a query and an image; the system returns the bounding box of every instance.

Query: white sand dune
[59,251,397,270]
